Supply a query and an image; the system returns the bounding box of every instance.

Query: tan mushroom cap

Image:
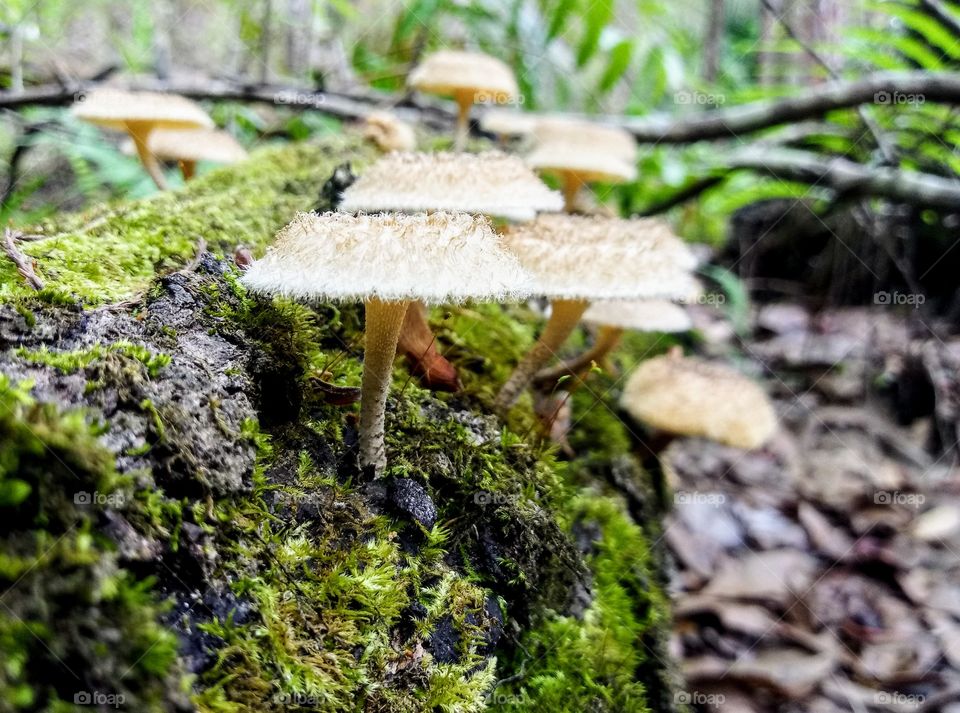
[526,118,637,183]
[620,354,778,449]
[363,110,417,153]
[242,211,532,304]
[583,300,693,333]
[338,151,563,221]
[479,109,538,137]
[501,214,699,300]
[408,50,518,102]
[146,128,248,164]
[72,89,213,131]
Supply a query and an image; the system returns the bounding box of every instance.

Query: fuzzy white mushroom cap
[620,354,778,449]
[501,214,699,301]
[527,118,637,183]
[72,89,213,131]
[408,50,518,102]
[146,128,248,163]
[583,300,693,333]
[242,211,533,304]
[338,151,563,221]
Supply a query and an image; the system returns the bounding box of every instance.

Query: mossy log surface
[0,135,681,713]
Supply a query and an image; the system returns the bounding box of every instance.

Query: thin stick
[3,228,44,290]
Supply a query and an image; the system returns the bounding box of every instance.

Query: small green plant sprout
[71,88,213,190]
[620,350,778,450]
[407,50,519,151]
[526,118,638,212]
[142,127,248,181]
[533,299,693,389]
[495,214,699,414]
[338,151,562,392]
[241,211,531,475]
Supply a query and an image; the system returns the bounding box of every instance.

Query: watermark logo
[74,491,126,507]
[874,291,925,308]
[675,690,726,706]
[273,692,320,706]
[674,90,726,106]
[681,292,726,307]
[875,692,925,707]
[875,91,925,107]
[674,490,726,507]
[473,491,517,506]
[274,91,326,108]
[485,691,522,706]
[474,90,525,106]
[875,491,925,508]
[74,691,125,708]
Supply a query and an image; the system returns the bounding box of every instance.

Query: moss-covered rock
[0,134,679,712]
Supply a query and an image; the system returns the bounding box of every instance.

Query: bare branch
[3,228,44,290]
[722,147,960,208]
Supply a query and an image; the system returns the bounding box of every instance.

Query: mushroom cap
[72,89,213,131]
[338,151,563,221]
[526,118,637,183]
[501,214,699,301]
[362,110,417,153]
[620,354,777,449]
[242,211,532,304]
[583,300,693,333]
[479,109,538,137]
[147,128,248,163]
[408,50,518,102]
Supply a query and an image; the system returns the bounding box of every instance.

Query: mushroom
[241,211,531,475]
[479,108,538,146]
[339,151,562,392]
[533,299,693,389]
[339,151,563,222]
[72,89,213,189]
[144,127,248,181]
[526,118,637,212]
[408,50,518,151]
[494,214,698,413]
[619,351,778,450]
[362,110,417,153]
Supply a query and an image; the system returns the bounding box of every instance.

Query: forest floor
[656,301,960,712]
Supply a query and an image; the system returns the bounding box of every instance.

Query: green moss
[0,137,377,305]
[0,375,181,709]
[15,341,171,378]
[491,494,667,713]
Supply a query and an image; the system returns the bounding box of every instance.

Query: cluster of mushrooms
[71,51,778,477]
[72,88,247,189]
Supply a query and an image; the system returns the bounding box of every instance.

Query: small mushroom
[362,110,417,153]
[479,108,538,146]
[339,151,563,222]
[619,351,778,450]
[526,118,637,212]
[145,127,248,181]
[495,214,698,413]
[339,151,562,392]
[72,89,213,189]
[534,299,693,388]
[241,211,531,475]
[408,50,518,151]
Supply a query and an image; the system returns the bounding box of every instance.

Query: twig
[3,228,44,290]
[182,238,207,272]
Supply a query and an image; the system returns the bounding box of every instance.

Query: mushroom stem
[179,160,196,181]
[561,173,582,213]
[495,298,589,414]
[533,326,624,389]
[453,91,474,152]
[359,298,409,475]
[126,121,168,190]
